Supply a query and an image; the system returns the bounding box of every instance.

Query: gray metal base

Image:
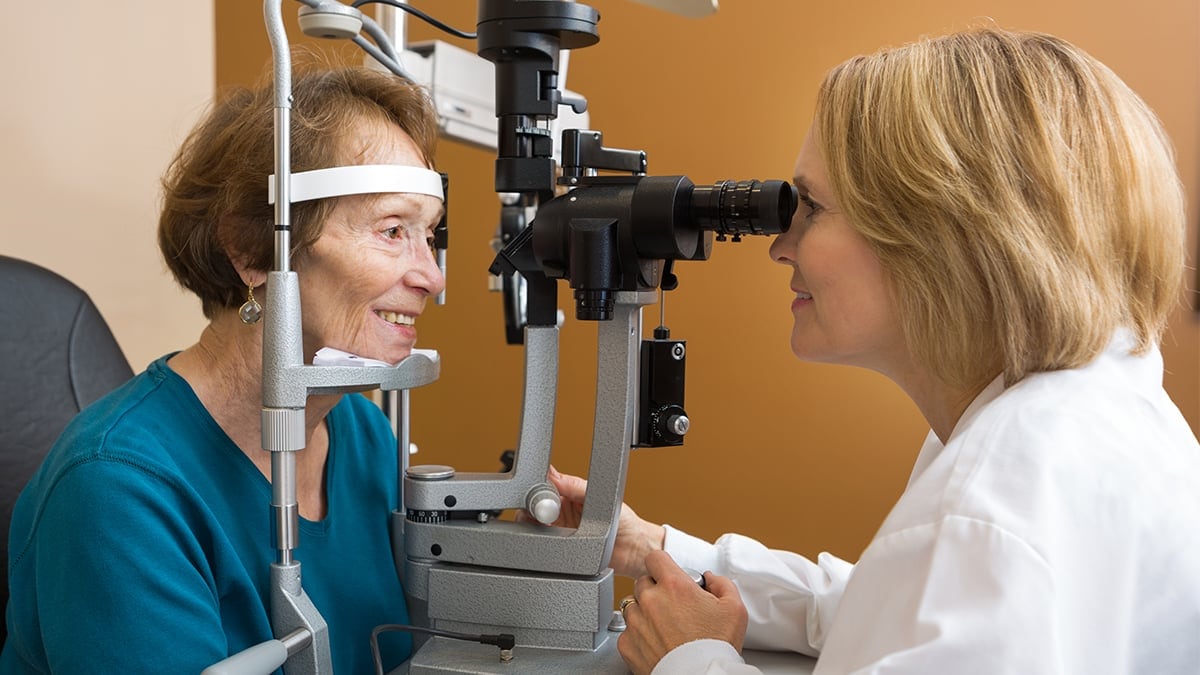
[393,631,627,674]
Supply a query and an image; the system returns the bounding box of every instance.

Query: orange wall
[214,1,1199,577]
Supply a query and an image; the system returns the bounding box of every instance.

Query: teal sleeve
[11,458,268,674]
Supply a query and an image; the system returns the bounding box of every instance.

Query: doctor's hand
[537,466,666,578]
[618,550,748,675]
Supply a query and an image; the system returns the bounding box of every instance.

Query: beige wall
[1,0,215,372]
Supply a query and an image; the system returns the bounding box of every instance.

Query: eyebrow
[363,191,444,222]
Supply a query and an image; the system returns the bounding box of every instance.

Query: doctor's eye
[799,194,822,218]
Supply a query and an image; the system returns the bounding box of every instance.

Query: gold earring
[238,283,262,324]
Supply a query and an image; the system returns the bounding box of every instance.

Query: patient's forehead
[336,116,427,168]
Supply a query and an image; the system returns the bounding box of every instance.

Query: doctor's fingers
[633,572,660,602]
[703,572,741,601]
[616,624,659,675]
[616,600,679,675]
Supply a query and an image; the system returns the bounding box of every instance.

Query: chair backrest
[0,255,134,647]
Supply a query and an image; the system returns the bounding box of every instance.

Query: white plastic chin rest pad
[268,165,444,204]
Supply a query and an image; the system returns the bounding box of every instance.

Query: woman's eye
[380,221,438,251]
[799,194,822,218]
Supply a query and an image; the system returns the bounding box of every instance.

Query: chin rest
[0,255,133,646]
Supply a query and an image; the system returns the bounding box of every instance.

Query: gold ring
[619,596,637,615]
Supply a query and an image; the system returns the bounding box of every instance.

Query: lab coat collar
[905,328,1158,489]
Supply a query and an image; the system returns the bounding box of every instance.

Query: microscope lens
[692,179,796,236]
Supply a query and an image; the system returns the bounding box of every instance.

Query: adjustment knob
[297,2,363,39]
[406,509,448,524]
[407,464,456,481]
[525,484,562,525]
[405,464,455,523]
[666,414,690,436]
[650,404,690,443]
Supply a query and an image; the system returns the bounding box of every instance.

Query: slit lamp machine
[203,1,797,672]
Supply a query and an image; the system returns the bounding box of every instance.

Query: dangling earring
[238,283,262,325]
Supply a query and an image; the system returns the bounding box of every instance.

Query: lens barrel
[691,180,796,237]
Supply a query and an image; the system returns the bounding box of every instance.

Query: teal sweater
[1,356,412,673]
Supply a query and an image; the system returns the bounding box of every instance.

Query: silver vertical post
[385,390,412,515]
[374,2,408,51]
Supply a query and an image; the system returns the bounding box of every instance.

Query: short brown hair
[815,28,1187,388]
[158,54,439,318]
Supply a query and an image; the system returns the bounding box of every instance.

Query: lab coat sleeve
[662,525,853,655]
[812,515,1058,674]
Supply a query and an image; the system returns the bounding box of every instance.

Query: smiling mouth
[375,310,416,326]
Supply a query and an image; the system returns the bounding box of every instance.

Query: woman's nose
[406,247,446,297]
[768,227,797,265]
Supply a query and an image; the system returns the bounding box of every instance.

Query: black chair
[0,255,133,647]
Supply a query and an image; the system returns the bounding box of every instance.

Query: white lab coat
[657,330,1200,674]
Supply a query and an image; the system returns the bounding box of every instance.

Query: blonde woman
[551,28,1200,674]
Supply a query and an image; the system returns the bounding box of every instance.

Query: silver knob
[406,464,456,481]
[525,484,562,525]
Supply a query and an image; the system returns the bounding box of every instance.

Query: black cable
[370,623,516,675]
[351,0,477,39]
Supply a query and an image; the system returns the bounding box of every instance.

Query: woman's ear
[218,214,267,288]
[240,269,267,290]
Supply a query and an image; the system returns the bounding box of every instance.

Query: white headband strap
[268,165,444,204]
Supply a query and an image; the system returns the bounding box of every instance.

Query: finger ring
[619,596,637,615]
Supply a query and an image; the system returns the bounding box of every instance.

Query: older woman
[550,27,1200,674]
[1,62,444,673]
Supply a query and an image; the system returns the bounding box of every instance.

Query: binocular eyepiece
[527,175,797,321]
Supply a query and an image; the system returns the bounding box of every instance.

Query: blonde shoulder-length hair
[815,27,1186,388]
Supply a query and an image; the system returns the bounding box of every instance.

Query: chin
[365,334,417,363]
[382,344,416,364]
[790,335,835,364]
[331,340,412,365]
[790,347,820,362]
[789,333,816,361]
